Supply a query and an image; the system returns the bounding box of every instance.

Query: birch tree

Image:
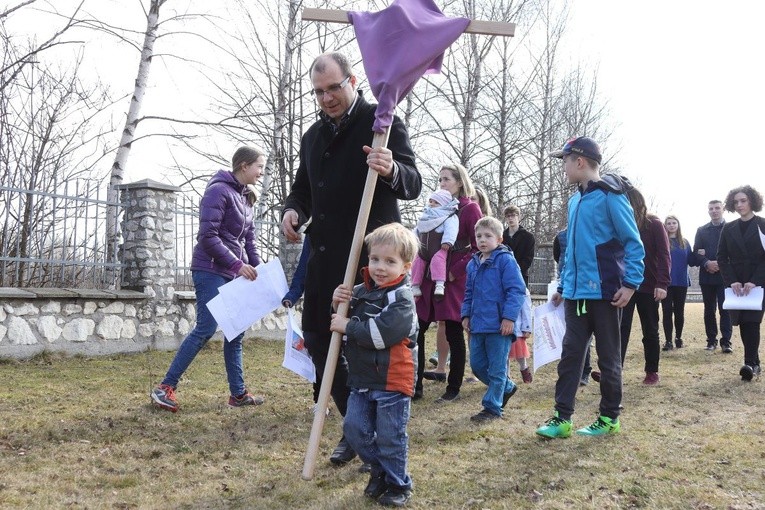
[104,0,167,282]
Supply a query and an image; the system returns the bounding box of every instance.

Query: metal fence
[172,192,283,291]
[0,180,122,289]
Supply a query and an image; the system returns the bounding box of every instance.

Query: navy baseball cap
[550,136,602,164]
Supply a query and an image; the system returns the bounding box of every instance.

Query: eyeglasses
[311,76,351,98]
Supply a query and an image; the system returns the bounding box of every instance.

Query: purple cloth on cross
[349,0,469,133]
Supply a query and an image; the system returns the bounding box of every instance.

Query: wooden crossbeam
[302,7,515,37]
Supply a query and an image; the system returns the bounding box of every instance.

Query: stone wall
[0,180,289,360]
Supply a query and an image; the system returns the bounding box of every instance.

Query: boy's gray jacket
[345,271,419,397]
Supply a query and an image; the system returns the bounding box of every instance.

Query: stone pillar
[115,179,180,300]
[280,232,305,282]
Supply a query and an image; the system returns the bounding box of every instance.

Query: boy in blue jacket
[461,217,526,422]
[536,137,644,438]
[330,223,419,507]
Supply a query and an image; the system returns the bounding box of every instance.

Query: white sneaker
[434,282,445,296]
[411,285,422,297]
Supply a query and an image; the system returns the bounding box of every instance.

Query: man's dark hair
[309,52,353,78]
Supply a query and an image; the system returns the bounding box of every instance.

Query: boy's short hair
[365,223,419,264]
[708,199,722,205]
[474,217,504,239]
[503,204,521,217]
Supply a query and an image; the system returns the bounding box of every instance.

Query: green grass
[0,303,763,509]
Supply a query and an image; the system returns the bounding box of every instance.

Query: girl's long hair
[664,215,689,249]
[473,187,493,217]
[231,146,265,207]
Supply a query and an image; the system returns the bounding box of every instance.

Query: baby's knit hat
[429,189,453,207]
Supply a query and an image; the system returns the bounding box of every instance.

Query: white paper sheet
[207,259,289,341]
[723,286,764,311]
[282,308,316,383]
[532,300,566,373]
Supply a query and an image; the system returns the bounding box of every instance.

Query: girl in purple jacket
[151,147,266,413]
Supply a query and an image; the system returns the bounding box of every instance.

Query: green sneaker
[576,415,620,436]
[536,411,572,439]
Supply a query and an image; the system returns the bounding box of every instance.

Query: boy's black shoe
[662,341,674,351]
[470,409,501,423]
[501,384,518,408]
[705,341,717,351]
[435,390,459,404]
[329,436,357,465]
[721,343,733,354]
[675,338,684,348]
[378,487,412,507]
[740,365,754,381]
[364,472,388,499]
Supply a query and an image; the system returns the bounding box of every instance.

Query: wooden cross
[301,5,516,481]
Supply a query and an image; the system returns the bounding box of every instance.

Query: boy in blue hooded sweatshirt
[536,137,644,438]
[461,216,526,422]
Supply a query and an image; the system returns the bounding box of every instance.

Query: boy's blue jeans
[344,388,413,490]
[162,270,246,396]
[469,333,516,416]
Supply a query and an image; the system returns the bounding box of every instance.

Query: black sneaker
[378,486,412,507]
[740,365,755,381]
[721,343,733,354]
[501,382,518,408]
[705,341,717,351]
[470,409,501,423]
[329,436,357,465]
[435,391,460,403]
[675,338,684,348]
[364,472,388,499]
[662,341,674,351]
[755,365,762,377]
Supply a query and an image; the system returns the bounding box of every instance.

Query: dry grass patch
[1,303,764,509]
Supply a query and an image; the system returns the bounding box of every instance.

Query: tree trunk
[105,0,167,287]
[255,0,299,230]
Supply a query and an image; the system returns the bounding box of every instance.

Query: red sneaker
[520,367,533,383]
[643,372,660,385]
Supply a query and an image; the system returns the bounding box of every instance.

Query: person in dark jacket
[620,186,671,386]
[151,147,266,413]
[329,223,419,507]
[694,200,733,351]
[281,52,421,466]
[502,204,536,287]
[282,235,311,309]
[717,185,765,381]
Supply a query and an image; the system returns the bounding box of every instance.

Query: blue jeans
[344,389,413,490]
[469,333,516,416]
[162,270,246,396]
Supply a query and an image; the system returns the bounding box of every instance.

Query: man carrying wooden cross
[281,51,422,469]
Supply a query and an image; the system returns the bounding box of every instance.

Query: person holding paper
[151,147,266,413]
[536,137,644,439]
[717,185,765,381]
